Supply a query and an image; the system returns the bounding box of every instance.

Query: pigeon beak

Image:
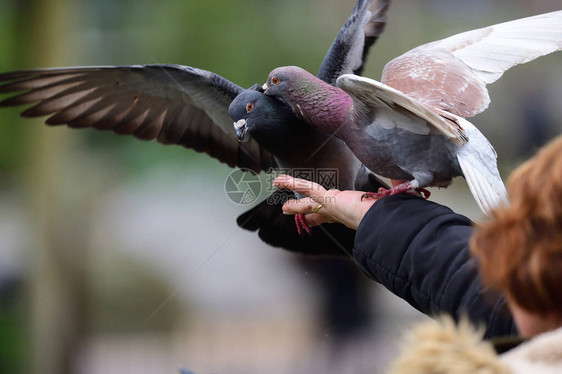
[234,119,248,142]
[262,83,269,91]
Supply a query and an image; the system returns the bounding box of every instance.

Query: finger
[304,213,336,227]
[282,197,319,215]
[274,175,327,201]
[282,197,335,227]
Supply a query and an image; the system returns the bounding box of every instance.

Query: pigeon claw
[414,188,431,199]
[361,186,396,200]
[295,214,313,236]
[360,185,431,200]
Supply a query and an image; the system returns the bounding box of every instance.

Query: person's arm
[354,194,516,338]
[274,175,517,338]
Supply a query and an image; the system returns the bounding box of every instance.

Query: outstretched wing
[0,64,277,172]
[381,10,562,118]
[337,74,467,146]
[317,0,390,85]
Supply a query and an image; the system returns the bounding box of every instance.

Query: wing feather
[317,0,390,84]
[0,65,277,171]
[337,74,467,145]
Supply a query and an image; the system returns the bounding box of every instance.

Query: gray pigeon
[0,0,390,255]
[263,10,562,215]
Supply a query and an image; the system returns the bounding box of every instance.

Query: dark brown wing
[0,64,277,172]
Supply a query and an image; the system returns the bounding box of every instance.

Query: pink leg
[361,181,431,200]
[295,214,313,236]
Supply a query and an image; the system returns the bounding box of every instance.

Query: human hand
[273,175,378,230]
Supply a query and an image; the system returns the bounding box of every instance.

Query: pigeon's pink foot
[360,189,392,201]
[361,183,431,201]
[295,214,312,236]
[361,183,410,200]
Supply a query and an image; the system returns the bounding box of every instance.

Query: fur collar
[385,317,562,374]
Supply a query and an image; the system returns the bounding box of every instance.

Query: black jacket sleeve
[353,194,517,339]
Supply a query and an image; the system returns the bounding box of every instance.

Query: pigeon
[0,0,390,255]
[263,10,562,216]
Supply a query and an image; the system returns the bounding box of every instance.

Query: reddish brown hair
[471,136,562,315]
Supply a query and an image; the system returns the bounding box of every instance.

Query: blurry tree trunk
[16,1,90,374]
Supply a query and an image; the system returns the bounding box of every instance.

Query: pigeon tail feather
[455,116,508,216]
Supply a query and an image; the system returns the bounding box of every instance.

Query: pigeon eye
[246,103,254,112]
[271,77,280,85]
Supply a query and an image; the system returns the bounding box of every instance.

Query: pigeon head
[228,87,296,146]
[263,66,354,134]
[262,66,314,103]
[229,86,263,141]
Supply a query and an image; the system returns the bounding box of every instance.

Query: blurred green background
[0,0,561,373]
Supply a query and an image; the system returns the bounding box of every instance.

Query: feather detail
[0,65,277,171]
[317,0,391,84]
[454,115,508,215]
[337,74,467,145]
[382,10,562,117]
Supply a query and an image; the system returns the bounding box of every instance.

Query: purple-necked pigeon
[263,10,562,215]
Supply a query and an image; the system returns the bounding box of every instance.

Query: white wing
[382,10,562,117]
